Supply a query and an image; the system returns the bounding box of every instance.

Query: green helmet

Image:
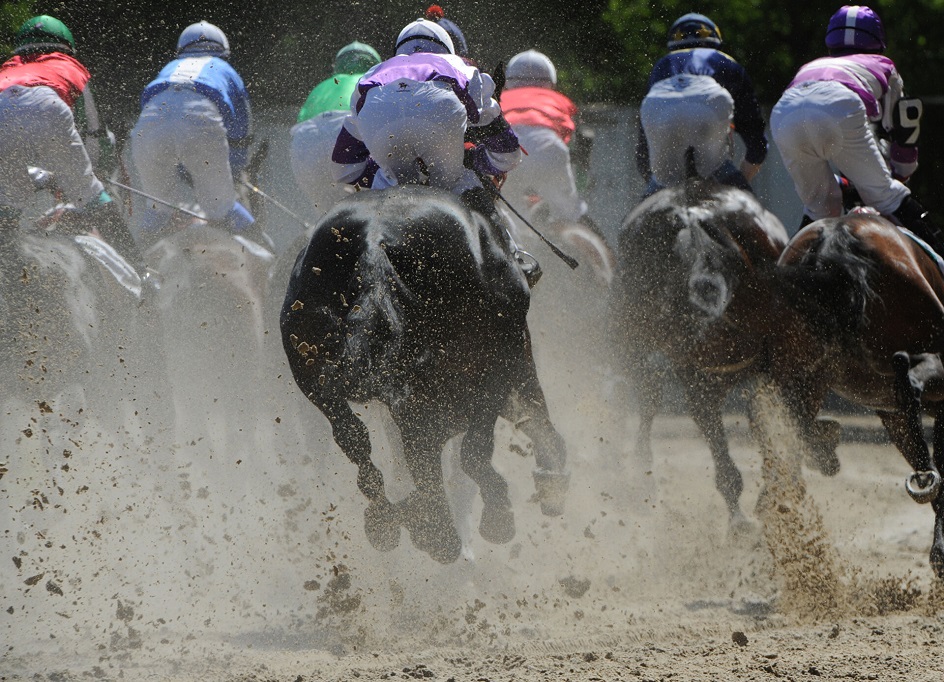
[333,41,381,75]
[14,15,76,55]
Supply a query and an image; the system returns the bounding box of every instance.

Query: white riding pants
[130,87,238,229]
[0,85,104,211]
[289,110,352,217]
[770,79,909,219]
[352,79,473,192]
[640,74,734,186]
[501,124,586,224]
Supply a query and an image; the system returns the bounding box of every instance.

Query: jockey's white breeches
[0,85,104,210]
[289,110,352,217]
[640,74,735,187]
[351,79,480,193]
[501,124,587,224]
[130,87,238,228]
[771,79,909,219]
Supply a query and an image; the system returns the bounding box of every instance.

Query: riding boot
[798,214,815,231]
[460,186,542,288]
[893,195,944,258]
[79,201,161,298]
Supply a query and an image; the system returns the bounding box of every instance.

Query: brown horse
[609,178,789,531]
[769,212,944,577]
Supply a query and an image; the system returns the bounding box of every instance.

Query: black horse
[281,186,569,563]
[609,177,790,531]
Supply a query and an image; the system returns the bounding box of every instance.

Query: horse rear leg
[930,410,944,577]
[505,340,569,516]
[461,406,516,546]
[685,371,751,534]
[397,417,462,564]
[320,397,400,552]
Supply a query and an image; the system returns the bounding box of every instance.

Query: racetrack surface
[3,257,944,681]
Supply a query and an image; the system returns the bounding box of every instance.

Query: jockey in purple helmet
[771,5,943,255]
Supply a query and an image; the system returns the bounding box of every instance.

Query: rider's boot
[215,201,274,251]
[798,214,815,231]
[460,185,542,288]
[893,195,944,258]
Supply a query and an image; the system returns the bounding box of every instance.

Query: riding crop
[240,179,316,233]
[103,178,205,221]
[493,190,579,270]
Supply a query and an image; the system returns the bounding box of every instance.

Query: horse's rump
[282,187,528,408]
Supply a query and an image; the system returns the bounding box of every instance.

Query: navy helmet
[667,13,722,50]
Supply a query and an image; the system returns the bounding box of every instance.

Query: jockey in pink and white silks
[637,13,768,198]
[499,50,588,227]
[289,42,381,218]
[331,19,521,213]
[130,21,255,244]
[770,4,943,253]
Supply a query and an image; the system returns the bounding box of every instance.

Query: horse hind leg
[460,411,516,546]
[891,352,943,503]
[686,374,752,536]
[397,420,463,564]
[929,409,944,577]
[321,398,401,552]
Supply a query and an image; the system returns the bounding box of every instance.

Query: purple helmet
[825,5,886,53]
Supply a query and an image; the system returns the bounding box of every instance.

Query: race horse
[769,211,944,578]
[609,177,790,531]
[281,186,569,564]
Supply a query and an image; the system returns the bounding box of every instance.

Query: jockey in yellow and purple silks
[770,4,944,256]
[637,13,768,198]
[330,19,521,222]
[289,42,381,217]
[0,15,146,270]
[130,21,255,244]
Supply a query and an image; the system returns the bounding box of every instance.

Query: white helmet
[177,21,230,59]
[506,50,557,89]
[395,19,454,56]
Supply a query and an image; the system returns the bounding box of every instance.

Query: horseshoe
[906,469,942,504]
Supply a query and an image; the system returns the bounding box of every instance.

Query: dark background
[3,0,944,216]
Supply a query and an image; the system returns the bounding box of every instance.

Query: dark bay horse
[769,212,944,577]
[609,178,790,531]
[281,186,569,563]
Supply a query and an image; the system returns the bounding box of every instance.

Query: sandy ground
[4,243,944,682]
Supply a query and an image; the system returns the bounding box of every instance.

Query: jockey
[0,15,146,270]
[636,13,768,197]
[499,49,590,228]
[331,19,522,245]
[290,41,381,216]
[770,5,944,254]
[130,21,256,246]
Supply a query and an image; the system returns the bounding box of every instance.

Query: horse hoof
[931,543,944,580]
[364,500,400,552]
[533,468,570,517]
[807,417,841,477]
[401,494,462,564]
[480,501,516,545]
[906,470,942,504]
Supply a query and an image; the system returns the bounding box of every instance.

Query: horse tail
[777,222,876,346]
[685,146,698,179]
[342,236,407,396]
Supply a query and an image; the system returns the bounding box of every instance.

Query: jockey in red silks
[499,50,590,228]
[771,4,944,255]
[0,15,146,271]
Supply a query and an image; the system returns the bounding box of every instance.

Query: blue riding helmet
[667,13,722,50]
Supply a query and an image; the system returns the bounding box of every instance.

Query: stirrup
[514,249,542,288]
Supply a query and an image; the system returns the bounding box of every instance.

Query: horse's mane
[777,222,877,346]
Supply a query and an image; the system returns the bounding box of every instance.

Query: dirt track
[4,259,944,681]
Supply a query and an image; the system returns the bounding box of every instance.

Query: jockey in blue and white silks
[331,19,521,198]
[770,4,943,253]
[130,21,254,241]
[637,13,768,197]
